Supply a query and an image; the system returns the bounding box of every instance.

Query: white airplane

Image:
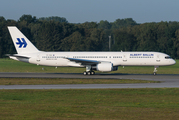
[7,26,176,75]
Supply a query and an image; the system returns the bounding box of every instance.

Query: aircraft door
[123,54,127,62]
[156,54,160,62]
[37,54,40,62]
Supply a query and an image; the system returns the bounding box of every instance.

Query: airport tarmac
[0,73,179,89]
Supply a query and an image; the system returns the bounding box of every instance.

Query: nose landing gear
[153,66,158,75]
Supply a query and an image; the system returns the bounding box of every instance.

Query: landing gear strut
[153,66,158,75]
[83,65,95,75]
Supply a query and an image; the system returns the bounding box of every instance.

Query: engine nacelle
[96,62,117,72]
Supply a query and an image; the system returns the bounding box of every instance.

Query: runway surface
[0,73,179,89]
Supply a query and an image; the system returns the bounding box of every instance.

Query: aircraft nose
[171,59,176,65]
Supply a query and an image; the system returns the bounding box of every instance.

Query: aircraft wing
[66,58,101,65]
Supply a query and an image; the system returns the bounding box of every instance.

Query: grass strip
[0,78,160,85]
[0,88,179,120]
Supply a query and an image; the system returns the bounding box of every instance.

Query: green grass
[0,58,178,74]
[0,58,85,73]
[0,78,160,85]
[0,59,178,119]
[0,89,179,120]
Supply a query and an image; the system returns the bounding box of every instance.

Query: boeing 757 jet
[7,26,176,75]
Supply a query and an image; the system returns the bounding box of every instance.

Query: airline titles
[130,54,154,56]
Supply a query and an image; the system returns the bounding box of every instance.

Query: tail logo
[16,38,27,48]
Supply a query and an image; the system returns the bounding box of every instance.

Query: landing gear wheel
[153,72,156,76]
[87,71,91,75]
[91,71,95,75]
[83,71,87,75]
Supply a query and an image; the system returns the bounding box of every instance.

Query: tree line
[0,14,179,58]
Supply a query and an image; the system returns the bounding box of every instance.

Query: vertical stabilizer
[8,26,39,54]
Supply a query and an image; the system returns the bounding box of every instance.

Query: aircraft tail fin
[7,26,39,54]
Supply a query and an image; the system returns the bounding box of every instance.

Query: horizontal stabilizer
[6,54,30,59]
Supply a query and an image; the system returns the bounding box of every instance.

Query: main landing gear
[83,71,95,75]
[153,66,158,75]
[83,65,95,75]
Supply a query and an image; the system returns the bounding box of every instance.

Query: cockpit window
[165,56,171,59]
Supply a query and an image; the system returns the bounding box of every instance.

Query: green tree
[35,21,63,51]
[39,16,68,23]
[111,18,137,29]
[60,31,85,51]
[135,23,158,51]
[18,14,37,24]
[1,14,179,59]
[78,22,98,29]
[112,29,135,51]
[98,20,111,29]
[86,28,104,51]
[174,29,179,58]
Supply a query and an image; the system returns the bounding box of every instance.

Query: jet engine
[94,62,118,72]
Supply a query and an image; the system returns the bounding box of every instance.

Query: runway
[0,73,179,89]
